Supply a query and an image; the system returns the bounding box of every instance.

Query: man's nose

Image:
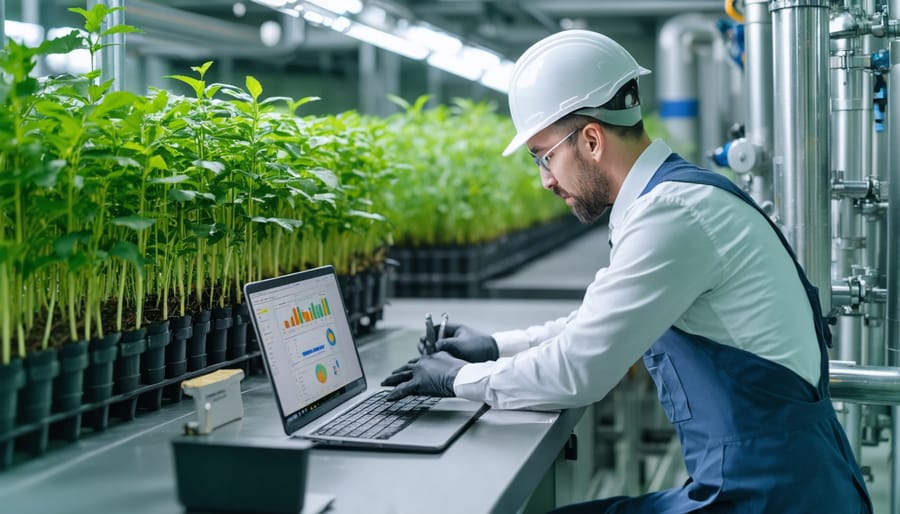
[540,167,557,190]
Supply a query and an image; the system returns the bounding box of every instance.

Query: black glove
[381,351,466,401]
[418,323,499,363]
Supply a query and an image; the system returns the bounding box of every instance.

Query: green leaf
[191,61,214,78]
[348,210,387,222]
[54,231,93,257]
[308,167,339,189]
[151,174,191,185]
[189,223,215,239]
[250,216,303,232]
[36,30,85,55]
[194,160,225,175]
[90,90,140,120]
[246,76,262,101]
[100,24,142,38]
[290,96,321,113]
[166,74,205,98]
[169,189,197,202]
[109,241,146,278]
[148,155,168,171]
[111,216,156,231]
[260,96,293,106]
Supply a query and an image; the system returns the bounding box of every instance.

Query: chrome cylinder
[888,32,900,514]
[657,14,719,164]
[830,361,900,404]
[831,5,868,457]
[745,0,775,205]
[770,0,832,310]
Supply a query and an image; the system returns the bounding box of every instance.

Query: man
[382,30,872,513]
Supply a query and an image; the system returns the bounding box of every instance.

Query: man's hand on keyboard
[381,351,466,401]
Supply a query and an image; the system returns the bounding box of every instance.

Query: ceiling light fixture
[345,22,428,60]
[306,0,362,15]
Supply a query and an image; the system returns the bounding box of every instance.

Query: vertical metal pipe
[858,0,887,449]
[656,14,718,164]
[87,0,125,91]
[888,31,900,514]
[745,0,775,206]
[0,0,5,46]
[771,0,832,311]
[831,4,867,457]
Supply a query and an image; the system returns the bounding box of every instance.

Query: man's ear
[580,122,605,161]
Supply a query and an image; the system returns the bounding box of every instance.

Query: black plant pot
[187,311,211,372]
[113,328,147,421]
[114,328,147,395]
[207,306,232,365]
[166,315,192,379]
[53,341,89,412]
[0,358,26,469]
[83,332,120,432]
[227,304,249,360]
[141,320,170,386]
[366,269,379,312]
[18,348,61,455]
[139,320,171,411]
[52,340,89,442]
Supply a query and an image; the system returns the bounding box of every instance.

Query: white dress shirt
[453,139,821,410]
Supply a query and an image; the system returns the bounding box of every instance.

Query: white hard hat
[503,30,651,156]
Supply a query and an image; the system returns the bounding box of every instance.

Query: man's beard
[552,151,611,224]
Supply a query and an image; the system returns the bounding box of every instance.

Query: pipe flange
[836,237,866,251]
[848,276,864,307]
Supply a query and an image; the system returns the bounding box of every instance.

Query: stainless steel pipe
[830,361,900,404]
[888,20,900,510]
[770,0,832,311]
[744,0,775,205]
[656,14,719,164]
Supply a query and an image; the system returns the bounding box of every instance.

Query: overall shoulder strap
[640,155,833,398]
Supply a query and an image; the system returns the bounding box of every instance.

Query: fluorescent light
[345,22,428,60]
[427,52,483,81]
[5,20,45,47]
[253,0,288,8]
[303,10,328,25]
[306,0,362,15]
[480,60,514,93]
[260,20,282,47]
[331,16,352,33]
[403,25,461,54]
[359,5,387,26]
[460,46,500,70]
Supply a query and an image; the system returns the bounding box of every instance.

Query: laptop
[243,265,488,453]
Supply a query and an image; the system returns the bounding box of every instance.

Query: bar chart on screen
[280,295,333,329]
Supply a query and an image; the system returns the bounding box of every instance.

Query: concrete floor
[382,224,894,513]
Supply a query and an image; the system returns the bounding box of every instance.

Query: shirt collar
[608,139,673,240]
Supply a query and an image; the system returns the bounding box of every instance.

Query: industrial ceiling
[32,0,727,63]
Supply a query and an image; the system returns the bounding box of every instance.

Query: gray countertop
[0,327,584,514]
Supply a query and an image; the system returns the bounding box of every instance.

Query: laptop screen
[245,266,366,428]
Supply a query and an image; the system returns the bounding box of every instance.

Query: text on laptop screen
[247,272,363,417]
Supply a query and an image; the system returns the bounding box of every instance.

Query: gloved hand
[418,323,499,363]
[381,351,466,401]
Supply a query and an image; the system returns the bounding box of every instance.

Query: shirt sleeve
[491,304,587,356]
[454,190,722,410]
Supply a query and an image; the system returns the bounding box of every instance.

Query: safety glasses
[530,129,577,171]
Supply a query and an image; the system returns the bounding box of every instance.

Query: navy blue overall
[554,155,872,513]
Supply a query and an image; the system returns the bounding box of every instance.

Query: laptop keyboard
[313,391,440,440]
